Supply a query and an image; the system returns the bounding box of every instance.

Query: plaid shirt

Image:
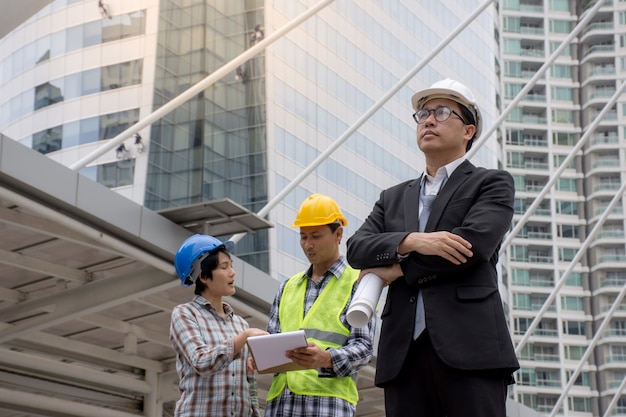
[170,295,260,417]
[264,257,375,417]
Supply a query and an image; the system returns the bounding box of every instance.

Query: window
[550,42,570,56]
[553,132,577,146]
[549,0,570,11]
[503,17,521,32]
[551,64,572,78]
[504,39,521,55]
[609,320,626,336]
[550,20,571,33]
[561,296,584,311]
[553,154,575,169]
[512,269,532,285]
[565,272,582,286]
[552,109,573,123]
[605,272,626,287]
[506,129,524,145]
[558,248,576,262]
[513,293,531,310]
[32,126,62,154]
[564,345,585,360]
[536,369,561,386]
[513,199,526,214]
[507,152,524,168]
[563,320,585,335]
[566,372,589,387]
[514,317,532,335]
[512,175,526,192]
[80,160,135,188]
[556,178,576,192]
[611,345,626,362]
[551,87,572,101]
[568,397,591,412]
[556,201,578,216]
[558,224,579,238]
[34,80,64,110]
[519,368,536,385]
[505,82,523,98]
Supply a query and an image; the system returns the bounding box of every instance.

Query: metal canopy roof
[0,135,384,417]
[157,199,273,237]
[0,0,54,39]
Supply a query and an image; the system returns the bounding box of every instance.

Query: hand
[400,231,473,265]
[245,328,269,339]
[235,328,268,355]
[359,264,403,286]
[285,342,332,369]
[247,356,256,374]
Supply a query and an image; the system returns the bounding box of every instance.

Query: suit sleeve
[347,170,514,288]
[346,182,413,269]
[402,170,513,286]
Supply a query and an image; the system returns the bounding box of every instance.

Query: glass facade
[146,0,268,270]
[24,109,140,154]
[267,0,501,280]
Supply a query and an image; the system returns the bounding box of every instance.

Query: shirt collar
[193,294,234,317]
[303,256,348,282]
[421,156,465,187]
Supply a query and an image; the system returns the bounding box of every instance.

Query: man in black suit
[346,78,519,417]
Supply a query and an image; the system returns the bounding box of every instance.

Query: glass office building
[502,0,626,415]
[9,1,626,416]
[0,0,502,282]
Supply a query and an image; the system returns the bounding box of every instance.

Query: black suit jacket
[346,160,520,387]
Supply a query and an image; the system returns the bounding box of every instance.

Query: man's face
[416,98,474,157]
[299,225,341,266]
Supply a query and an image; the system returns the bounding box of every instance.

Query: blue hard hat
[174,234,235,287]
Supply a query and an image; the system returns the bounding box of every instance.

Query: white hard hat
[411,78,482,140]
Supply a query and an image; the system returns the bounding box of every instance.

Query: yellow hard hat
[291,194,348,228]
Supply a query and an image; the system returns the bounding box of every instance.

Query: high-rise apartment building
[501,0,626,415]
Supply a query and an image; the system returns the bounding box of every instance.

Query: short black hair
[458,104,476,151]
[328,222,341,233]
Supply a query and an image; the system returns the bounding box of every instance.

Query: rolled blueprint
[346,272,384,328]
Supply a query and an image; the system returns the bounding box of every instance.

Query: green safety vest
[266,266,359,404]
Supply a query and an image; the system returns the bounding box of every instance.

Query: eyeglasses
[412,106,468,125]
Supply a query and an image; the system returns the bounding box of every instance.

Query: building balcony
[598,254,626,263]
[600,278,626,288]
[591,135,619,146]
[592,160,620,169]
[594,184,621,193]
[600,304,626,313]
[503,3,543,13]
[603,329,626,338]
[583,22,614,36]
[592,66,616,76]
[584,44,615,58]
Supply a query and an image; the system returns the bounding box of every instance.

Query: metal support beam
[0,267,173,343]
[230,0,496,244]
[548,281,626,417]
[69,0,336,171]
[0,348,152,394]
[0,185,175,275]
[0,386,141,417]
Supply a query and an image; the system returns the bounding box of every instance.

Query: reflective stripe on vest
[266,266,359,404]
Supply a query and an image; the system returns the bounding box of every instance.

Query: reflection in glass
[33,127,63,154]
